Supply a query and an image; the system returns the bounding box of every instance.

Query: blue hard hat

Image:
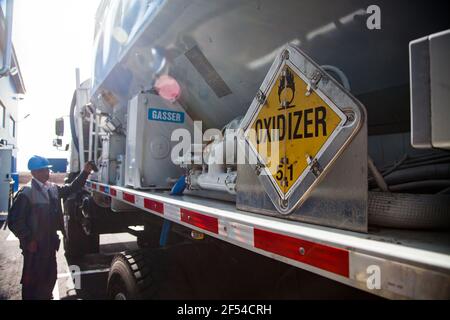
[28,155,53,171]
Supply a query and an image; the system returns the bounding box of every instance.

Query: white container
[125,93,194,189]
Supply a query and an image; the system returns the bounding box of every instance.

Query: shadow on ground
[61,241,137,300]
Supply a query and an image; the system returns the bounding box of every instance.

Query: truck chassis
[76,180,450,300]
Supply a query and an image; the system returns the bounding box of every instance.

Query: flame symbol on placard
[278,68,296,107]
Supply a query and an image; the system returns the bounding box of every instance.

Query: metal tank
[90,0,450,133]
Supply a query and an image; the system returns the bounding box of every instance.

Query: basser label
[148,108,185,124]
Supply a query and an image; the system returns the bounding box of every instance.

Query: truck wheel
[64,216,99,257]
[63,199,99,258]
[107,252,151,300]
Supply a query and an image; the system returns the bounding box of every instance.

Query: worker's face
[31,168,50,183]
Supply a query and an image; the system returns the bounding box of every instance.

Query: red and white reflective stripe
[163,203,181,221]
[219,220,254,247]
[144,198,164,215]
[217,220,348,277]
[122,192,135,204]
[254,228,349,277]
[180,208,219,234]
[86,182,350,279]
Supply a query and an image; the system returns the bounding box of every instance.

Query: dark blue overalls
[8,172,88,300]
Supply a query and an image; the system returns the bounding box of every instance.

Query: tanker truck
[54,0,450,299]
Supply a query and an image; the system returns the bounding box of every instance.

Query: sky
[13,0,101,171]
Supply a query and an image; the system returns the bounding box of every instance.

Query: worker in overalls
[8,155,95,300]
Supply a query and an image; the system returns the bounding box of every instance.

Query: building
[1,3,25,213]
[0,3,26,172]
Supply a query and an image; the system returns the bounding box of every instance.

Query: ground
[0,215,138,300]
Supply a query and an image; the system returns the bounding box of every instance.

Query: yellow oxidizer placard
[247,65,344,197]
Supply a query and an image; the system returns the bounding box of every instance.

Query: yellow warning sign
[247,65,345,197]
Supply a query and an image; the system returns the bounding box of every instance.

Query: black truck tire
[63,199,99,257]
[106,243,251,300]
[107,252,152,300]
[106,245,203,300]
[63,216,99,257]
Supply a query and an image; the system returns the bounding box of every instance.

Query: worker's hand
[83,161,98,173]
[27,240,38,253]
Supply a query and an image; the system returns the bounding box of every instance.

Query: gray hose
[379,153,450,173]
[382,154,408,177]
[388,180,450,193]
[384,164,450,186]
[394,157,450,171]
[400,153,450,165]
[438,187,450,195]
[369,192,450,230]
